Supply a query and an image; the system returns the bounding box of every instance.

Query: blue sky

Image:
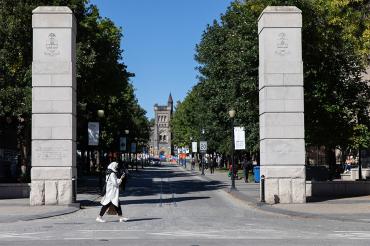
[89,0,234,119]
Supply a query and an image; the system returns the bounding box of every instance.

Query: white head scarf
[107,162,119,172]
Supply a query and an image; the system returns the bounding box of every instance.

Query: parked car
[149,157,161,166]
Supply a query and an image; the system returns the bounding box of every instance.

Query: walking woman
[96,161,128,223]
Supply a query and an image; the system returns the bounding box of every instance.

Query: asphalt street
[1,163,370,246]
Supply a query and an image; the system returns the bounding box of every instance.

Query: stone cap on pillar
[32,6,76,32]
[32,6,72,14]
[258,6,302,34]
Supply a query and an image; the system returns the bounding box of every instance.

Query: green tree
[172,0,370,162]
[0,0,150,176]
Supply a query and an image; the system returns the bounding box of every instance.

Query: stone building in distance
[150,94,173,158]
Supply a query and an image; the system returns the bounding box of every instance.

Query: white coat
[100,172,122,207]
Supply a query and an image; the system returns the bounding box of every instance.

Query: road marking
[78,229,145,232]
[331,231,370,239]
[0,231,49,240]
[64,237,141,240]
[159,177,163,207]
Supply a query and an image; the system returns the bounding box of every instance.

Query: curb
[0,203,80,223]
[176,164,370,224]
[226,186,370,224]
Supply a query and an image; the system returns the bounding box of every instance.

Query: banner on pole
[234,127,246,150]
[119,137,127,151]
[192,142,198,153]
[131,143,137,153]
[88,122,99,146]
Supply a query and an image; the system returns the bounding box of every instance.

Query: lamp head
[97,109,105,118]
[228,109,236,118]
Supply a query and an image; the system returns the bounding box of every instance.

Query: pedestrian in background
[210,154,216,174]
[96,161,128,223]
[242,156,252,183]
[191,157,195,171]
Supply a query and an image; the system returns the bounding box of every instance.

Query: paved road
[1,164,370,245]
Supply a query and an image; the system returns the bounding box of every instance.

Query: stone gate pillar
[30,7,76,205]
[258,6,305,203]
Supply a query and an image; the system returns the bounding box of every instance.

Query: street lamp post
[229,109,236,190]
[134,137,138,171]
[140,141,144,169]
[97,109,105,192]
[201,128,205,176]
[124,129,129,170]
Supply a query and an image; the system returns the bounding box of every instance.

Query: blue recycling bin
[253,166,260,183]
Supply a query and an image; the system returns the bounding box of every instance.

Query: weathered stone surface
[30,181,45,206]
[32,61,72,75]
[261,166,305,179]
[292,178,306,203]
[31,6,76,206]
[32,7,76,31]
[31,167,76,180]
[260,139,305,165]
[32,74,75,88]
[32,114,76,140]
[45,180,58,205]
[260,112,304,139]
[32,140,76,167]
[259,86,304,114]
[259,6,305,204]
[258,6,302,34]
[259,73,304,90]
[259,30,302,62]
[32,87,76,114]
[278,179,292,203]
[259,61,303,75]
[58,180,73,205]
[264,178,279,204]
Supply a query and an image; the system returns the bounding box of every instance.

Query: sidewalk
[179,162,370,223]
[0,192,99,223]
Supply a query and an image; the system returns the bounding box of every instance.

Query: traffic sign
[199,141,207,153]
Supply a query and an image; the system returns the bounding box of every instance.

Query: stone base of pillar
[30,179,74,205]
[263,177,306,204]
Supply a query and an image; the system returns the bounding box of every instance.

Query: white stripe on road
[78,229,145,232]
[331,231,370,239]
[64,237,141,240]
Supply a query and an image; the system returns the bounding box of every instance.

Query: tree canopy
[171,0,370,157]
[0,0,150,159]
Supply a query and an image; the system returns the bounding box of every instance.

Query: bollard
[72,177,76,203]
[260,175,266,203]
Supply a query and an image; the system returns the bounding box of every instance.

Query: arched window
[159,135,162,141]
[163,135,166,141]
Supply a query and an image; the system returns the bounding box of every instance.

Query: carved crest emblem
[45,33,60,56]
[275,32,289,56]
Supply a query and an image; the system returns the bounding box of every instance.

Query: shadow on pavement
[78,163,225,207]
[126,217,161,222]
[307,194,370,203]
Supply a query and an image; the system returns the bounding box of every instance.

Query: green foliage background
[0,0,150,161]
[171,0,370,157]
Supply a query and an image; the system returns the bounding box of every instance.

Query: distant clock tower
[150,94,173,157]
